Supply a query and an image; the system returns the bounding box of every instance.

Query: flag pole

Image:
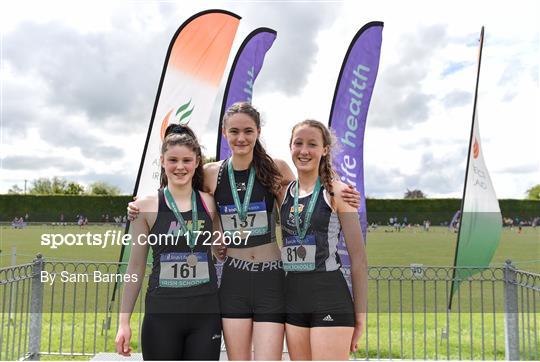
[449,26,485,310]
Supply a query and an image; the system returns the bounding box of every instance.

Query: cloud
[442,90,472,108]
[494,163,539,174]
[401,138,432,150]
[441,61,471,77]
[3,20,165,133]
[408,150,467,195]
[369,25,448,129]
[77,171,135,194]
[364,166,406,197]
[2,155,85,171]
[498,59,523,86]
[38,120,124,160]
[235,3,342,96]
[365,149,468,198]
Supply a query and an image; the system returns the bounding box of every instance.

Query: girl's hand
[127,197,139,221]
[115,324,132,356]
[350,312,365,352]
[342,185,361,209]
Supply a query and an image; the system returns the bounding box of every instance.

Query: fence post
[28,254,44,361]
[504,259,520,360]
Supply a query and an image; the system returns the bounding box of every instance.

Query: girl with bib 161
[115,125,224,360]
[278,120,368,360]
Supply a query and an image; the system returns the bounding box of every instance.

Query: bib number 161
[171,263,196,278]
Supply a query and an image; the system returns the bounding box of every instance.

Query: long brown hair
[223,102,281,194]
[289,119,337,195]
[160,124,204,190]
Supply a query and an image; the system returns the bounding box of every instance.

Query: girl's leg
[222,318,253,360]
[252,322,285,360]
[310,326,353,360]
[141,313,184,360]
[285,323,311,360]
[182,313,222,360]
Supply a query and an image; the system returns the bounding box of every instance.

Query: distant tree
[29,178,53,194]
[65,181,85,195]
[88,181,121,196]
[203,156,216,164]
[7,185,23,194]
[404,189,427,199]
[28,177,85,195]
[526,184,540,200]
[51,177,68,194]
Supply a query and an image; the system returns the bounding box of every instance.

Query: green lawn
[1,224,538,269]
[0,225,538,360]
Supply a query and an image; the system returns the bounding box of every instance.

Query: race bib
[159,252,209,288]
[219,201,268,237]
[281,234,316,272]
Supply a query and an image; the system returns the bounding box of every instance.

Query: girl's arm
[274,158,296,186]
[202,161,223,195]
[274,157,360,208]
[116,197,153,355]
[333,182,368,352]
[200,192,226,261]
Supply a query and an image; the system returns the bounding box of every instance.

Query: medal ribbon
[227,158,256,222]
[294,177,321,241]
[164,187,198,251]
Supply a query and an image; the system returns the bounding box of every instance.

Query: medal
[164,187,199,254]
[228,158,255,224]
[293,178,321,250]
[186,254,198,267]
[297,245,307,259]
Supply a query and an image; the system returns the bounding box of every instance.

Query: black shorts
[142,293,221,360]
[219,257,286,323]
[286,269,355,328]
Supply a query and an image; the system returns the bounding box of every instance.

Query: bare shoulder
[274,158,289,172]
[203,160,224,194]
[203,160,224,176]
[331,180,355,211]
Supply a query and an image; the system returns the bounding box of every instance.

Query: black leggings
[141,313,222,360]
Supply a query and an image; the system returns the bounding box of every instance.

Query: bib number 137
[229,214,256,229]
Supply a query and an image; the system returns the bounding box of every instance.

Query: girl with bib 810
[278,120,368,360]
[115,125,223,360]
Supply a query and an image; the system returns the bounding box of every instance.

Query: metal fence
[0,255,538,360]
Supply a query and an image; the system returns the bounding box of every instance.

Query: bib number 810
[286,247,305,262]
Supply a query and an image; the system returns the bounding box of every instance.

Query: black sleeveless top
[280,181,342,272]
[147,189,217,296]
[214,159,275,248]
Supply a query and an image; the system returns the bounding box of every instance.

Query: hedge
[1,195,538,224]
[0,195,132,222]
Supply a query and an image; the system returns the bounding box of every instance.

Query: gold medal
[297,245,307,259]
[186,254,198,267]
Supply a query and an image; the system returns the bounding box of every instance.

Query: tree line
[7,177,122,196]
[7,177,540,200]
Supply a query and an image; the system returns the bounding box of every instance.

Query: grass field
[1,224,538,270]
[0,225,538,360]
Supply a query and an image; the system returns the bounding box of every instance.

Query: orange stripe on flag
[170,13,239,86]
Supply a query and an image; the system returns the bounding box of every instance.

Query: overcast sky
[1,0,538,198]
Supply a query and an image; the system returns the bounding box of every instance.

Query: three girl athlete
[123,103,364,360]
